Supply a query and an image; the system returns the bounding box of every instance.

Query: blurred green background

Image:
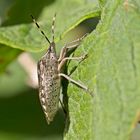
[0,0,140,140]
[0,0,65,140]
[0,60,65,140]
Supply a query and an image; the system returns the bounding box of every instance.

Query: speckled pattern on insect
[31,14,88,124]
[37,43,60,123]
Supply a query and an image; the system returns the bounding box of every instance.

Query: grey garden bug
[31,14,89,124]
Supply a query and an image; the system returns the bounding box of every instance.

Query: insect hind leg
[59,73,87,91]
[59,73,93,97]
[59,98,67,115]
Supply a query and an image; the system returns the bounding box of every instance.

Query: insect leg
[58,43,80,62]
[59,98,67,115]
[58,33,88,62]
[58,54,87,72]
[59,73,88,91]
[65,33,89,47]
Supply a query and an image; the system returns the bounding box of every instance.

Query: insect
[31,14,89,124]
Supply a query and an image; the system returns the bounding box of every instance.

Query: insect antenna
[51,13,56,42]
[30,15,51,44]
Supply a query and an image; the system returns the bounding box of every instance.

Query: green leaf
[39,0,100,38]
[0,23,47,52]
[0,45,21,73]
[1,0,139,139]
[64,0,140,139]
[0,0,100,52]
[0,0,97,140]
[0,0,100,74]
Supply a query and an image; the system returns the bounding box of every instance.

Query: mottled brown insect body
[31,14,89,124]
[37,43,60,123]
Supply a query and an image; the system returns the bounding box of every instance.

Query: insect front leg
[58,44,80,62]
[58,54,87,72]
[58,33,88,62]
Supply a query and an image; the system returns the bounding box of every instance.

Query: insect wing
[37,53,60,124]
